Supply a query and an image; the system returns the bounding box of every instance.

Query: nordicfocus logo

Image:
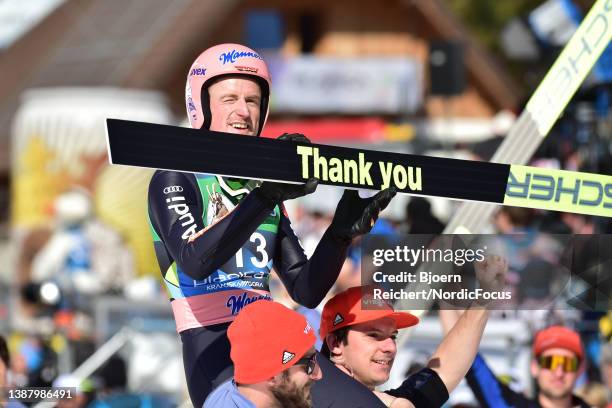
[163,185,183,194]
[333,314,344,326]
[282,351,296,365]
[165,196,197,239]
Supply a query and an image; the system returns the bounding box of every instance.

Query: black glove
[329,188,396,242]
[277,133,311,144]
[254,133,316,205]
[256,178,319,206]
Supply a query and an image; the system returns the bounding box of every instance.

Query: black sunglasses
[295,353,317,375]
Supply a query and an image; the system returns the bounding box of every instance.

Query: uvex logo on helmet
[190,68,207,76]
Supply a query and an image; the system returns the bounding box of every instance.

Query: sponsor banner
[269,56,422,114]
[505,165,612,217]
[171,289,272,330]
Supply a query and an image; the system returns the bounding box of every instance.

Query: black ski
[106,119,612,217]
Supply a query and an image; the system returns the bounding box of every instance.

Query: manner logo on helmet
[219,50,263,65]
[190,68,207,76]
[235,65,259,73]
[282,351,296,365]
[333,313,344,326]
[163,186,183,194]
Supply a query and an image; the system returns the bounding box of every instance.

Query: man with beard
[441,311,589,408]
[204,300,322,408]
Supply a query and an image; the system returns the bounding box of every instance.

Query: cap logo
[333,313,344,326]
[282,351,296,365]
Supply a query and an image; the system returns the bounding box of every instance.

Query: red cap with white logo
[228,300,316,384]
[320,286,419,339]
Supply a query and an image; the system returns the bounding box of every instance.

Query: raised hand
[475,255,507,294]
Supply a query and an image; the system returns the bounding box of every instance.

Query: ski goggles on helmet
[537,355,579,372]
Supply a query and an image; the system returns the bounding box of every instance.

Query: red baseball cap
[228,300,316,384]
[533,326,584,360]
[320,286,419,339]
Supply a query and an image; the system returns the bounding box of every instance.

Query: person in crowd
[441,309,590,408]
[404,197,444,234]
[315,255,507,407]
[204,300,322,408]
